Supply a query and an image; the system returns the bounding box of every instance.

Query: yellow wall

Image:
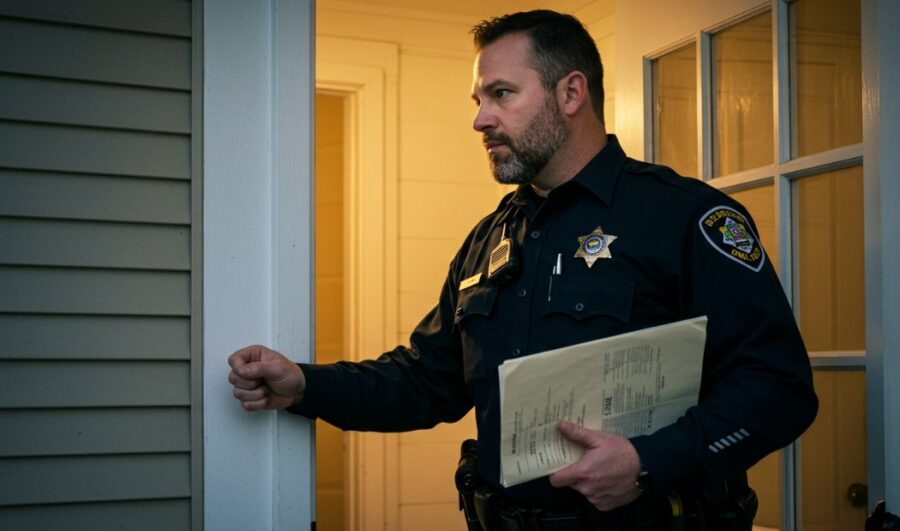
[316,3,615,529]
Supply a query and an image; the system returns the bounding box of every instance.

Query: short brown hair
[472,10,605,123]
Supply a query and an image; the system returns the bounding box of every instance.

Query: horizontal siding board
[0,170,190,224]
[0,121,190,179]
[0,74,190,133]
[0,360,190,408]
[0,18,190,89]
[0,453,191,506]
[0,408,190,457]
[0,0,191,37]
[0,266,190,315]
[0,1,198,522]
[0,499,190,531]
[0,218,191,270]
[0,315,190,360]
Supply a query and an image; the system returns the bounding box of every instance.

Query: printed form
[498,316,707,487]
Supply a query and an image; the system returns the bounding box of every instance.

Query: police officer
[228,10,817,530]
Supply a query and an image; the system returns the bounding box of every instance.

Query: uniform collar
[511,134,627,211]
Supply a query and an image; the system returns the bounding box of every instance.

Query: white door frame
[203,1,314,529]
[862,0,900,508]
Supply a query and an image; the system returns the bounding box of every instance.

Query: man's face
[471,33,568,185]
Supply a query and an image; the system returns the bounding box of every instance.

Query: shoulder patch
[699,206,765,272]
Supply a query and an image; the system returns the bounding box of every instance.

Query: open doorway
[315,92,349,531]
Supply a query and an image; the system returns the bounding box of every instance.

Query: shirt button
[530,230,541,239]
[512,348,522,356]
[574,302,585,312]
[517,288,527,297]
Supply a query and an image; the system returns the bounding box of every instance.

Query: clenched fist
[227,345,306,411]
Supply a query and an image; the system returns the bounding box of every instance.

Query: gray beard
[488,96,568,185]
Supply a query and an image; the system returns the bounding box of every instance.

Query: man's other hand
[227,345,305,411]
[548,420,642,511]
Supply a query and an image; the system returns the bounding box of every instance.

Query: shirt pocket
[542,276,635,323]
[453,284,499,386]
[453,284,498,325]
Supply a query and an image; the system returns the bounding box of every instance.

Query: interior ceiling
[319,0,613,23]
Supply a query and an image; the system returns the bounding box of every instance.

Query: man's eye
[495,88,510,98]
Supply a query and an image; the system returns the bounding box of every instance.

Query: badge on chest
[574,226,618,268]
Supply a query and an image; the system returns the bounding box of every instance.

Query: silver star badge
[575,226,618,268]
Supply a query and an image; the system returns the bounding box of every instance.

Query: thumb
[557,420,601,448]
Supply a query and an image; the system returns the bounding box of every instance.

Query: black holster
[698,474,759,531]
[457,439,483,531]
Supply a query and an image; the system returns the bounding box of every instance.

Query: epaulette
[621,157,728,204]
[622,158,684,181]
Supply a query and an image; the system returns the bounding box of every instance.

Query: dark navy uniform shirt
[291,135,817,510]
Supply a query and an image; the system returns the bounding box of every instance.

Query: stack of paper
[499,316,707,487]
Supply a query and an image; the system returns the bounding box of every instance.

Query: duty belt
[474,489,588,531]
[455,439,757,531]
[471,489,671,531]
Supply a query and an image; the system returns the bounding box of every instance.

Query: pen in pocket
[548,253,563,301]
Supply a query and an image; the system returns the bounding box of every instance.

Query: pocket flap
[543,279,634,322]
[453,284,499,325]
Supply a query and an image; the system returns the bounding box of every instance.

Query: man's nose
[472,105,497,133]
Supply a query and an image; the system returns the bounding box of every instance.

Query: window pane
[713,11,774,177]
[653,43,698,178]
[801,370,867,531]
[794,166,864,351]
[792,0,862,157]
[729,184,778,272]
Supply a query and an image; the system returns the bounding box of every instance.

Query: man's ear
[557,71,590,117]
